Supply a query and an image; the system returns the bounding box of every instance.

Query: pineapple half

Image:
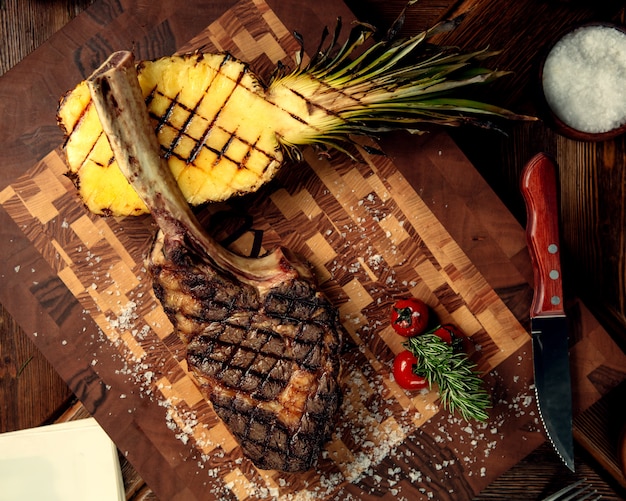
[58,20,531,216]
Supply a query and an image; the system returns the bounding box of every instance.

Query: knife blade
[520,152,575,472]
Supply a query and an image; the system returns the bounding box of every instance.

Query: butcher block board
[1,0,625,500]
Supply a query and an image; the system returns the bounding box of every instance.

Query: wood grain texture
[0,0,93,436]
[2,0,626,500]
[477,441,625,500]
[520,154,566,317]
[2,0,626,491]
[0,0,96,76]
[574,381,626,490]
[0,129,542,500]
[0,302,73,431]
[0,2,546,497]
[394,0,626,353]
[0,0,240,181]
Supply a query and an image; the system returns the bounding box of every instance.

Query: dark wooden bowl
[538,22,626,142]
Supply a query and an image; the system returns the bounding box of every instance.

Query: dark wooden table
[2,0,626,500]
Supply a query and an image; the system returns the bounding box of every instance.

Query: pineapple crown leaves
[271,6,535,153]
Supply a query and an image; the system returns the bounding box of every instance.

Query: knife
[520,152,575,472]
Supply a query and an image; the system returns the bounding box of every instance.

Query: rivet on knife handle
[520,153,565,319]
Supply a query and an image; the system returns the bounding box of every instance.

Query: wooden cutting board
[1,0,625,499]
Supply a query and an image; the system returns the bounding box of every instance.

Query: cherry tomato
[430,324,457,344]
[392,350,428,390]
[390,298,429,337]
[430,323,472,353]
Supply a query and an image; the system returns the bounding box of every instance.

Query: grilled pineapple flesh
[59,53,290,216]
[58,21,532,217]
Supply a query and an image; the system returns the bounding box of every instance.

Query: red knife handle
[520,153,565,318]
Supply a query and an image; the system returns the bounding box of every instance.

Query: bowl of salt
[540,22,626,141]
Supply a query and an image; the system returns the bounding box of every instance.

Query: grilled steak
[149,232,342,471]
[86,51,343,472]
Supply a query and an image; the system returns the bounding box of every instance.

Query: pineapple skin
[58,53,289,216]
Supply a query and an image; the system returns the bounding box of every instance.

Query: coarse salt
[542,25,626,133]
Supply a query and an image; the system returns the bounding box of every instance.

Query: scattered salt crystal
[543,25,626,133]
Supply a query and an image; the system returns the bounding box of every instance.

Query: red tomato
[392,350,428,390]
[390,298,429,337]
[430,324,457,344]
[431,324,472,353]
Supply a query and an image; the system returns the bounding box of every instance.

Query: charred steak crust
[150,234,343,472]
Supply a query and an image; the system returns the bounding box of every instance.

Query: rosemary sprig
[405,333,490,422]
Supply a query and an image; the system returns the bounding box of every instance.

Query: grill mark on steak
[150,233,342,471]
